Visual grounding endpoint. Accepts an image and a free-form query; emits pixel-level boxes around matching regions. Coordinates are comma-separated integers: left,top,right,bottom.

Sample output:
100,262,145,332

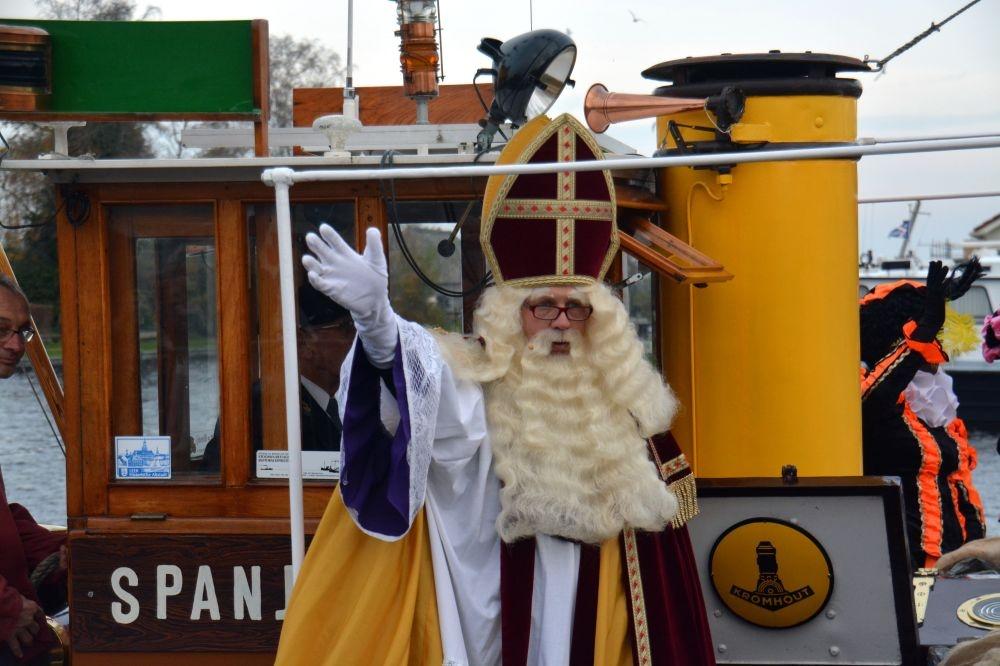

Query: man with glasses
277,114,713,666
0,277,35,379
201,283,348,473
0,277,66,665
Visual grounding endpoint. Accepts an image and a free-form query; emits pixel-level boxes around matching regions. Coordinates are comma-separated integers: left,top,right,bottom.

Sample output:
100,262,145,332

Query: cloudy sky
5,0,1000,259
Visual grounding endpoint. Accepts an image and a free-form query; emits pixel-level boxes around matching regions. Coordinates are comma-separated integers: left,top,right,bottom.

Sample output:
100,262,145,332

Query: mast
898,199,921,259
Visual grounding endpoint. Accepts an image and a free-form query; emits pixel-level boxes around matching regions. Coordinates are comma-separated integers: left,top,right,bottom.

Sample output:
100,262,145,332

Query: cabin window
108,204,220,480
950,285,992,321
386,200,484,334
622,252,659,367
240,202,356,480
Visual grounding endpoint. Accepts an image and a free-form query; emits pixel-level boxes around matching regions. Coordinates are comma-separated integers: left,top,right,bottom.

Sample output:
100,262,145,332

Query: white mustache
525,329,582,355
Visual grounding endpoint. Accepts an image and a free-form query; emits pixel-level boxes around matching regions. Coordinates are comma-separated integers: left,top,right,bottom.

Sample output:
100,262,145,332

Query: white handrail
271,171,306,582
857,131,1000,145
262,135,1000,187
858,190,1000,204
265,131,1000,584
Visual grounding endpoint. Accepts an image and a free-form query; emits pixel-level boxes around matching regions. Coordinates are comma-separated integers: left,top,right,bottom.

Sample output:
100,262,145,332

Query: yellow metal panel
656,96,862,478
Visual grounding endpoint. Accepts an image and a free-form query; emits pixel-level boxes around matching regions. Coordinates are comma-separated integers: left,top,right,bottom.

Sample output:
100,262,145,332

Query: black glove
944,256,986,301
911,260,948,342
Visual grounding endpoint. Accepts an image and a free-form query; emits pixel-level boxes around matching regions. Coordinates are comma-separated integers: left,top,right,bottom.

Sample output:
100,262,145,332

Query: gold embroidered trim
555,127,576,277
668,474,700,528
501,274,597,288
659,452,690,478
557,123,576,201
498,199,613,220
479,113,619,285
556,217,575,276
647,437,665,469
624,529,652,665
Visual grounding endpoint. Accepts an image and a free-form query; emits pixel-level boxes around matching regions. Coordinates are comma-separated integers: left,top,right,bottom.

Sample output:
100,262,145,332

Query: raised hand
302,226,388,319
912,260,948,342
302,226,397,366
944,256,985,301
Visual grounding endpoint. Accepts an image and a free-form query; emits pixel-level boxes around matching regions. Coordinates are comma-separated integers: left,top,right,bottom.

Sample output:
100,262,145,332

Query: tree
0,0,157,343
0,0,345,339
268,35,343,129
170,35,344,158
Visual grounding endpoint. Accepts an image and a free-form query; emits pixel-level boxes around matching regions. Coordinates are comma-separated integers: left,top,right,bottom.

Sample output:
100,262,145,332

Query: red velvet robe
499,433,715,666
0,468,64,663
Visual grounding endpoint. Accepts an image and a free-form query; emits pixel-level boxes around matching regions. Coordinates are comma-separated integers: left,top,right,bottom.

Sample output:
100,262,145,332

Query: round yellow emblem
709,518,834,628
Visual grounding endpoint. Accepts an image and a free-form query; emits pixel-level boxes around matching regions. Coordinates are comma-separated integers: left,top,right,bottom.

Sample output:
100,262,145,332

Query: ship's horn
584,83,745,133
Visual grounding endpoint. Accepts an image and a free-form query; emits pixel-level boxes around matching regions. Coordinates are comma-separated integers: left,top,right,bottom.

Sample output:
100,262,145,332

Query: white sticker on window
256,450,339,480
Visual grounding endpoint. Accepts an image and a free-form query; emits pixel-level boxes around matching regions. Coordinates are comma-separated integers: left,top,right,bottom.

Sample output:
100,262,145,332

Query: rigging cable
865,0,982,72
24,370,66,457
378,151,492,299
0,128,9,169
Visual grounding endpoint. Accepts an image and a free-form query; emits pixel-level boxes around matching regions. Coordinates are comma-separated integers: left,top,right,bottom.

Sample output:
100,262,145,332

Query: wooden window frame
63,179,485,530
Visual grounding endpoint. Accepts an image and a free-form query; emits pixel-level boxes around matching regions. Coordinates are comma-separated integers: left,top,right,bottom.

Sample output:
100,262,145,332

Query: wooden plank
616,183,670,212
216,199,251,487
293,83,494,127
607,250,623,286
130,218,215,238
356,196,385,250
250,205,286,452
0,241,65,437
82,516,321,535
618,215,733,285
107,215,142,437
77,195,113,516
71,535,297,652
107,485,333,518
251,20,270,158
93,178,485,205
56,188,84,519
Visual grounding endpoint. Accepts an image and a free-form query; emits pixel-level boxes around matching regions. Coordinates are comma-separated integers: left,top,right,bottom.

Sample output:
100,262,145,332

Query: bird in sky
628,9,643,23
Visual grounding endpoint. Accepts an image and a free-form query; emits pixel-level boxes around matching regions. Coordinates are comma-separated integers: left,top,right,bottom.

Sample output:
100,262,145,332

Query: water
1,368,67,525
1,365,999,532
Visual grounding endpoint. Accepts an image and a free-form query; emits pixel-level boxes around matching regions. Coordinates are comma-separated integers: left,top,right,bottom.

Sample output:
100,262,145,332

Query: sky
4,0,1000,260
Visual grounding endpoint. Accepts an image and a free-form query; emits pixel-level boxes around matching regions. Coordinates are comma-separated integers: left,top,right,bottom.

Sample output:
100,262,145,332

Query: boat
2,2,1000,664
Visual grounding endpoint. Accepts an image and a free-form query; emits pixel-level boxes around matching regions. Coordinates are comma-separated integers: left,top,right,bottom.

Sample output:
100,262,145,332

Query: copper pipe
584,83,706,133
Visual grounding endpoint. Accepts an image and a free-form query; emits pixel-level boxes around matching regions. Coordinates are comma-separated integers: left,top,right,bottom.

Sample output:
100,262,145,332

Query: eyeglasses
0,325,35,344
524,304,593,321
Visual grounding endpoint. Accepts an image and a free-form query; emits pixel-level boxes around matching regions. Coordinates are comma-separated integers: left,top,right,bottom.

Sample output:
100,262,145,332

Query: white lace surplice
336,318,579,666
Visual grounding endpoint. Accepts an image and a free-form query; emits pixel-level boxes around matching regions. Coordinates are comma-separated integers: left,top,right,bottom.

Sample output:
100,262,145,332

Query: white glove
302,225,397,367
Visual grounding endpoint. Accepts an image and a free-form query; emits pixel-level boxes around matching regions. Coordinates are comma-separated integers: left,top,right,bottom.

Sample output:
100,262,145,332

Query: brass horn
584,83,745,134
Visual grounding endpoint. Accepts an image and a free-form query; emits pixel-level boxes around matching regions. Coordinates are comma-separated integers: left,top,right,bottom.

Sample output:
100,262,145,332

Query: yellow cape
275,487,632,665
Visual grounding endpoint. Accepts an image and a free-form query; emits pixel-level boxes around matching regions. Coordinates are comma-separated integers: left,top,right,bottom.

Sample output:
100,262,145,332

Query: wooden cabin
7,126,719,661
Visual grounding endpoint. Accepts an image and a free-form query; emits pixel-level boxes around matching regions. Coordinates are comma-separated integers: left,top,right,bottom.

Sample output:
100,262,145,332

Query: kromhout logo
728,541,815,611
709,518,833,629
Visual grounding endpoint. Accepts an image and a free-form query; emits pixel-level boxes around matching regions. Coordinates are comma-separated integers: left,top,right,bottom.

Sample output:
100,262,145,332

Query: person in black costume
860,259,987,569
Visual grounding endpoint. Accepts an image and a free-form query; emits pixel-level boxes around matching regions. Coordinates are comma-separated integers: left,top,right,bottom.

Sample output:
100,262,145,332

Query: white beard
485,328,678,544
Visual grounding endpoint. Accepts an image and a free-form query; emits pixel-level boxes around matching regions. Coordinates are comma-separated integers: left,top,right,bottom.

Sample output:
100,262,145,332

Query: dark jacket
0,468,64,663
